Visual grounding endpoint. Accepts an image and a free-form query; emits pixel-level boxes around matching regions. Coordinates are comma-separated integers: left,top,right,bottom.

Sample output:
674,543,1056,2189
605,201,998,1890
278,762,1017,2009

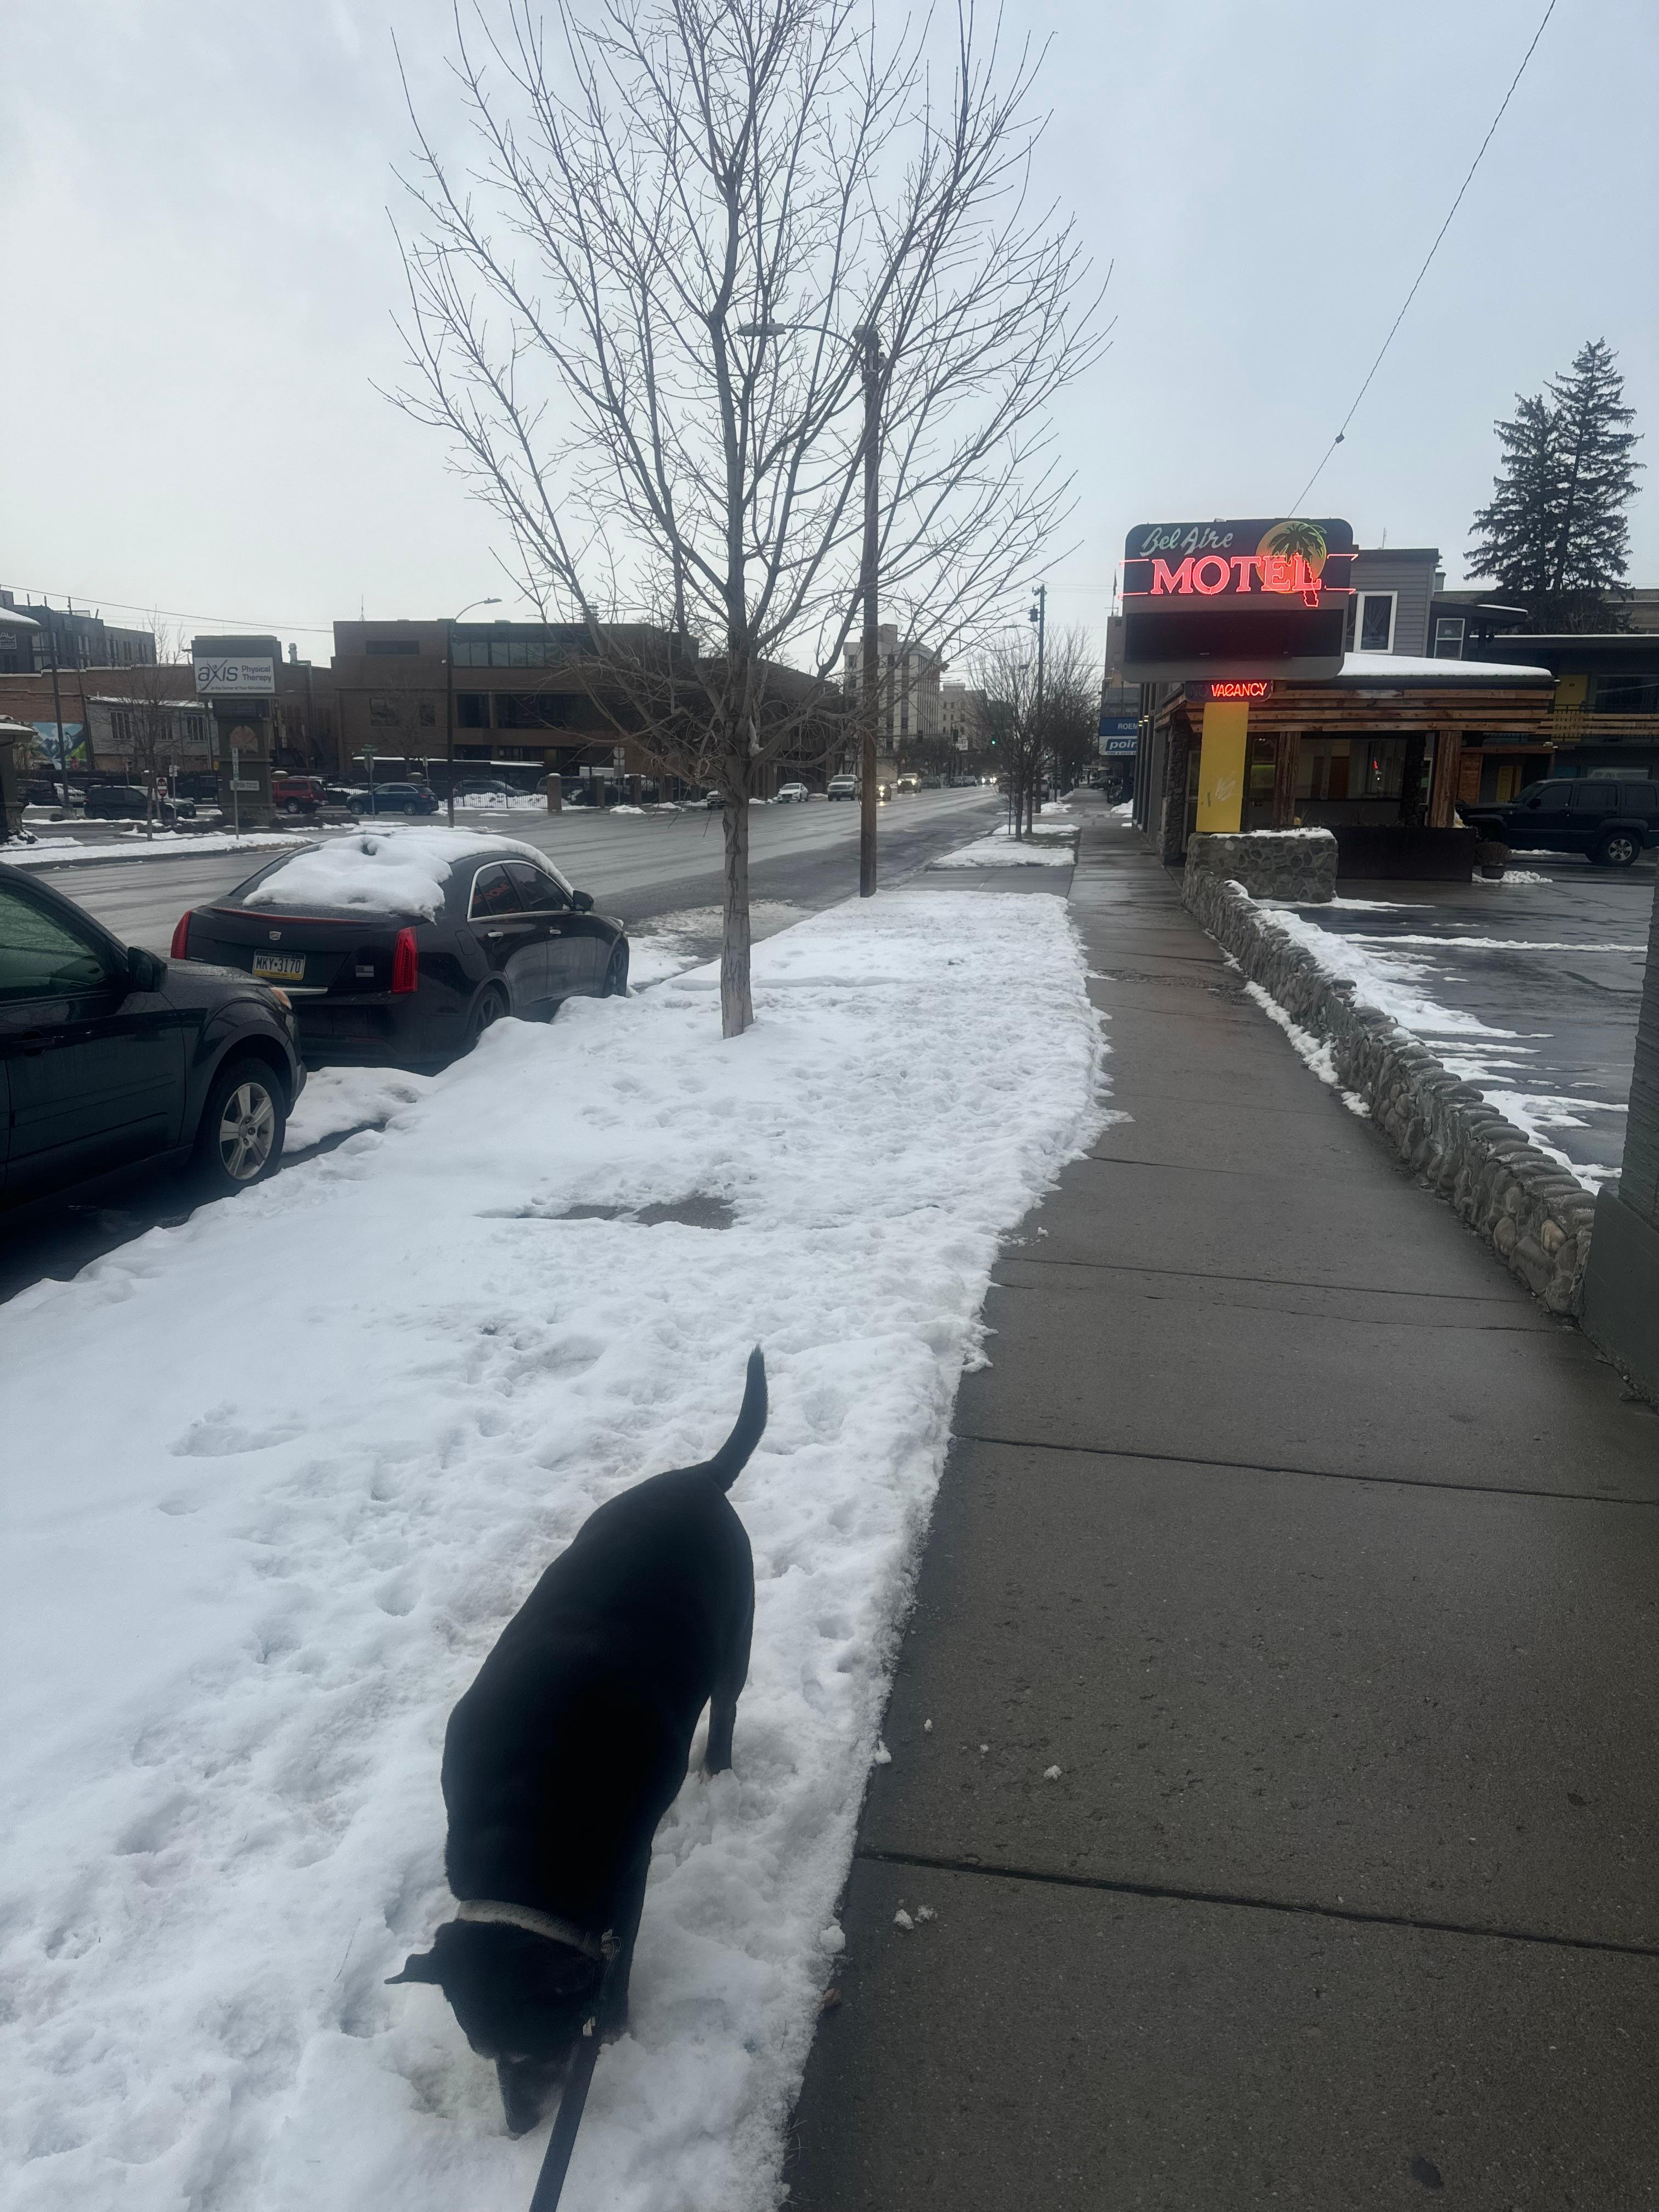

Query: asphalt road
16,786,998,953
1295,854,1656,1188
1,788,999,1302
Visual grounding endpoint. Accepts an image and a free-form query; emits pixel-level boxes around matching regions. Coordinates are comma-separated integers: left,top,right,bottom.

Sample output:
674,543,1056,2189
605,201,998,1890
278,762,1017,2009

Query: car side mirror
126,946,166,992
572,889,595,912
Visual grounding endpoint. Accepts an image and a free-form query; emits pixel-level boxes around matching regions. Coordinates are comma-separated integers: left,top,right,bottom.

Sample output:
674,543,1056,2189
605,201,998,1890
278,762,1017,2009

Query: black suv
1461,778,1657,867
83,784,198,826
0,863,304,1219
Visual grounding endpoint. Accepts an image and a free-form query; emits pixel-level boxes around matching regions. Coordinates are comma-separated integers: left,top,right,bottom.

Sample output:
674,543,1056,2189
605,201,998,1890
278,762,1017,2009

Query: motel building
1121,522,1555,873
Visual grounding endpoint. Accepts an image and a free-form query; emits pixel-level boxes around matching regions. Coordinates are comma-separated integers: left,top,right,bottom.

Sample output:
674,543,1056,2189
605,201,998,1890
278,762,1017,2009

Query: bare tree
120,622,192,839
390,0,1108,1034
973,624,1097,835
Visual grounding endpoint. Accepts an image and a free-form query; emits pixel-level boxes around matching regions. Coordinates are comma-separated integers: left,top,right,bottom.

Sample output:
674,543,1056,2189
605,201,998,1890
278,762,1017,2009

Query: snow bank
240,828,557,919
3,832,299,868
0,887,1102,2212
932,826,1075,870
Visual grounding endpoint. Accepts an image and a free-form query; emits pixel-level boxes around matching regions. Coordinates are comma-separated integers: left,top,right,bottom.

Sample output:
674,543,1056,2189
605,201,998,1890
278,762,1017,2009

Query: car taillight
391,928,419,994
170,910,193,960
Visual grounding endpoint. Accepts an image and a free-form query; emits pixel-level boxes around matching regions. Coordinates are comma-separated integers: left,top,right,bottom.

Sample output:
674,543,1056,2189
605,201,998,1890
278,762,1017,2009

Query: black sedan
0,862,304,1220
1460,777,1657,867
171,834,629,1069
84,785,198,825
360,782,439,816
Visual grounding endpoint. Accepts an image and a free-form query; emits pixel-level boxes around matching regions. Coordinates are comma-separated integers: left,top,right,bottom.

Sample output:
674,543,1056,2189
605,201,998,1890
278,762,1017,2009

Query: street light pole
1029,582,1047,832
856,325,881,898
445,596,501,828
735,317,883,894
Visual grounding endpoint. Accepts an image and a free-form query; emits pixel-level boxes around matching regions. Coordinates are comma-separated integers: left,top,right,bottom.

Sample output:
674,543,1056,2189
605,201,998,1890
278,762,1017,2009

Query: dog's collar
454,1899,609,1960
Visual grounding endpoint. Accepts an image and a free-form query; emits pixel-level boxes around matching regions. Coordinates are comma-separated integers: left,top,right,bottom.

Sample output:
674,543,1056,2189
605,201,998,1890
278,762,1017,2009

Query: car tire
465,986,508,1051
194,1056,287,1196
284,799,303,814
602,943,629,997
1593,830,1641,868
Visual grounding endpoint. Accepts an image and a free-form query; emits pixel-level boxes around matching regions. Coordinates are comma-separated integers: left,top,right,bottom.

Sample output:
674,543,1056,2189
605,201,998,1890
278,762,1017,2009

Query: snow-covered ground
4,830,302,868
1,886,1102,2212
931,821,1076,870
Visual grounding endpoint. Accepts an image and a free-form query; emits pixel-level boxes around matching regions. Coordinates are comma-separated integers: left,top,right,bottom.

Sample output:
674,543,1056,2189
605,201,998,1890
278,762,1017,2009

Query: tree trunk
720,748,754,1038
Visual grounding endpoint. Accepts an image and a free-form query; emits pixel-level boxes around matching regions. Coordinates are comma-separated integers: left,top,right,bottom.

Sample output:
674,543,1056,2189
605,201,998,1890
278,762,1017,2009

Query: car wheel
284,799,303,814
1594,830,1640,868
465,987,507,1050
602,943,629,997
194,1056,286,1195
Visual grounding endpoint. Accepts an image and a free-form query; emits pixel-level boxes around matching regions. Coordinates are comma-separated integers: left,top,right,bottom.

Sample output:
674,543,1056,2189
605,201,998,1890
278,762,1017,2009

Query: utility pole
857,325,882,898
44,601,68,797
1029,581,1047,833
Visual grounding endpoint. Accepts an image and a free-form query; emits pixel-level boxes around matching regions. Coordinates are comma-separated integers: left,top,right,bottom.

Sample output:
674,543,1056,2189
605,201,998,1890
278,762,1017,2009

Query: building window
1356,592,1396,653
495,692,571,730
366,639,420,656
368,695,401,727
1433,617,1465,659
1593,673,1659,714
456,692,491,729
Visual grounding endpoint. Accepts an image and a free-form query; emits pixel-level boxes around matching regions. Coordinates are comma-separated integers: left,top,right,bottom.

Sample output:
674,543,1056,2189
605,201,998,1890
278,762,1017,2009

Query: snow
0,884,1102,2212
3,832,300,868
624,904,812,991
1470,870,1552,885
240,828,559,920
1246,899,1627,1188
932,824,1076,870
1242,980,1371,1117
1334,651,1553,684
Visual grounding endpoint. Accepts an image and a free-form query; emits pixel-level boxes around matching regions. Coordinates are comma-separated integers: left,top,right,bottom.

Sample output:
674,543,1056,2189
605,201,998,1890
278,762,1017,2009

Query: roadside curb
1183,866,1595,1316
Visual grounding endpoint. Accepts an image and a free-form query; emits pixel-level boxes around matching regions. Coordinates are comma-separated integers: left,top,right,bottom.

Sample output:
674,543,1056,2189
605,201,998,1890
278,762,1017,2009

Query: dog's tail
705,1346,767,1490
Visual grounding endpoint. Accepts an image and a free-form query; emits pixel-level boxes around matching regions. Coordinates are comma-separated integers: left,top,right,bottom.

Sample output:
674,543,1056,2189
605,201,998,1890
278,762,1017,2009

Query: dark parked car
453,778,517,803
360,781,439,816
171,833,629,1069
1460,777,1657,867
0,862,304,1218
84,784,198,825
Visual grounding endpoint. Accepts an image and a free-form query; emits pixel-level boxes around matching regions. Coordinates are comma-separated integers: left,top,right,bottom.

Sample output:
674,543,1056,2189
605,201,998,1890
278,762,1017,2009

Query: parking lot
1273,850,1655,1188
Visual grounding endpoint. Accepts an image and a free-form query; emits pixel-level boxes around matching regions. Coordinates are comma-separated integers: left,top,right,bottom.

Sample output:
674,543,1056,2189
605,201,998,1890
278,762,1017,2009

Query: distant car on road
83,784,197,826
776,782,809,803
359,781,439,816
1460,778,1657,868
826,775,857,800
703,788,725,808
0,861,304,1218
896,774,921,795
170,831,629,1070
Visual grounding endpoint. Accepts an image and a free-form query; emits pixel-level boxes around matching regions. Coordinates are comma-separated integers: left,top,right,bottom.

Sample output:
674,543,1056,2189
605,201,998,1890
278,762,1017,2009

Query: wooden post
1272,730,1301,827
1427,729,1462,827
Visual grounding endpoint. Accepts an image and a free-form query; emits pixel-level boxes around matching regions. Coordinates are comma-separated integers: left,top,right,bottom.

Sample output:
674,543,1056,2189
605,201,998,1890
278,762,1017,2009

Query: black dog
390,1347,766,2136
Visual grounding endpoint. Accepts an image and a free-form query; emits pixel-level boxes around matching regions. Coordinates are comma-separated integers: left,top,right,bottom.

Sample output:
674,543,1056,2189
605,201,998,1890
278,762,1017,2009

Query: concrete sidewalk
786,804,1659,2209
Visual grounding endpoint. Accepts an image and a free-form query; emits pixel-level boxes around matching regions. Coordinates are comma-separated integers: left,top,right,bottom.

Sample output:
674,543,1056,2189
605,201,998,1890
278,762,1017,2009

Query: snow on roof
1333,651,1554,685
240,827,555,919
0,605,42,631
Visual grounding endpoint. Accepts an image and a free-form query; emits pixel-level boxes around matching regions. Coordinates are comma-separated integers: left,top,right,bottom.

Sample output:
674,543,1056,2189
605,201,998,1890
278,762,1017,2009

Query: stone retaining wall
1183,867,1594,1314
1186,830,1337,904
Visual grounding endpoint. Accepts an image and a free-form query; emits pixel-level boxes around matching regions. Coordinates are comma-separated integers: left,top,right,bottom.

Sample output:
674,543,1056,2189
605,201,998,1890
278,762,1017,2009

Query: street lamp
1028,581,1047,826
446,597,501,827
736,320,883,896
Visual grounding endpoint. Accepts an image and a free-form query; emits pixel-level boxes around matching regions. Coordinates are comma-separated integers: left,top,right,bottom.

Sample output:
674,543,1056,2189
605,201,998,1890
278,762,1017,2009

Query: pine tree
1468,338,1642,630
1468,392,1558,617
1547,338,1641,628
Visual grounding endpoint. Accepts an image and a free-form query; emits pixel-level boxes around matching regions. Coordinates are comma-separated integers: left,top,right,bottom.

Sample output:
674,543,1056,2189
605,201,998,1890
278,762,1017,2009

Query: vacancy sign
194,656,275,696
1120,518,1355,681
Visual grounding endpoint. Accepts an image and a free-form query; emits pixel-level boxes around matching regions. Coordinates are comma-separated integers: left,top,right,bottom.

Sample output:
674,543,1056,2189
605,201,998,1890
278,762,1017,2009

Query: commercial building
0,592,155,671
842,624,943,752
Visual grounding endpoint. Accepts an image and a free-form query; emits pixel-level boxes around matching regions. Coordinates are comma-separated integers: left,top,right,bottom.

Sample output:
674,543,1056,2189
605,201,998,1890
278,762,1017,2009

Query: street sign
1186,679,1274,702
194,656,275,696
1099,735,1138,757
1120,518,1354,681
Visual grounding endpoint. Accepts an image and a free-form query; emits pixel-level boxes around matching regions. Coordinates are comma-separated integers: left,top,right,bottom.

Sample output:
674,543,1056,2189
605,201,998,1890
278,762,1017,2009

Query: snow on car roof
238,827,562,919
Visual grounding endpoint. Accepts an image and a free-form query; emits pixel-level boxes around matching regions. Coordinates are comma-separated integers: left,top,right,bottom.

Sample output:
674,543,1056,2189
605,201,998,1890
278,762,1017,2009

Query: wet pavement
1267,854,1655,1190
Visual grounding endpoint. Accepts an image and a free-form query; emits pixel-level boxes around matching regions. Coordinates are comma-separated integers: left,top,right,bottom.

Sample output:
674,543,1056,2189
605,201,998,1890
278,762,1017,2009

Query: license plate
252,952,306,982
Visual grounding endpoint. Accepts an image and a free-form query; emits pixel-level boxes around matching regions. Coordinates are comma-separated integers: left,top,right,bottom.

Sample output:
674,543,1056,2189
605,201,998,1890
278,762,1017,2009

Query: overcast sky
4,1,1655,662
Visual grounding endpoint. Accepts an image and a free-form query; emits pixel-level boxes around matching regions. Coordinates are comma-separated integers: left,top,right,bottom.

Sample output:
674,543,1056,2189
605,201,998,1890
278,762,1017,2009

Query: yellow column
1195,701,1249,832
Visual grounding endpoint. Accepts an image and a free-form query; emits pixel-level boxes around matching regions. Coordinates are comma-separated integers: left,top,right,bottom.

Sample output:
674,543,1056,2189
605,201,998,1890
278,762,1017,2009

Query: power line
1289,0,1558,514
5,585,337,637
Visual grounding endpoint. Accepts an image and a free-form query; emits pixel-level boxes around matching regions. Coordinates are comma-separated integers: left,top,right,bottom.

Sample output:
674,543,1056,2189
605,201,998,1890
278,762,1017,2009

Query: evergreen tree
1468,338,1642,630
1547,338,1641,627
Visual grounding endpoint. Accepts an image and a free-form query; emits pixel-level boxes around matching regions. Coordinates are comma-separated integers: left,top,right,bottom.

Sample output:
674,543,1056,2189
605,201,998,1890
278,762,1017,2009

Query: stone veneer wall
1184,830,1337,904
1182,865,1595,1314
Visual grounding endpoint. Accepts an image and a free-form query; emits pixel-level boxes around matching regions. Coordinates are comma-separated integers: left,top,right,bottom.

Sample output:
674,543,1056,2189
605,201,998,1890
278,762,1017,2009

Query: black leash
526,1931,620,2212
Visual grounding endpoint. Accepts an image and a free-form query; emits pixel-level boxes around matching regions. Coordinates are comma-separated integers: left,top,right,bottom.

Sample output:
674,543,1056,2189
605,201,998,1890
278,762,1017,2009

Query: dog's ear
386,1948,442,1987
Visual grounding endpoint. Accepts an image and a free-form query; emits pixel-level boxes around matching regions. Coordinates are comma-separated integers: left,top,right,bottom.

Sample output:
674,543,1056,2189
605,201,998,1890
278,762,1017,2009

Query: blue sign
1100,736,1138,756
